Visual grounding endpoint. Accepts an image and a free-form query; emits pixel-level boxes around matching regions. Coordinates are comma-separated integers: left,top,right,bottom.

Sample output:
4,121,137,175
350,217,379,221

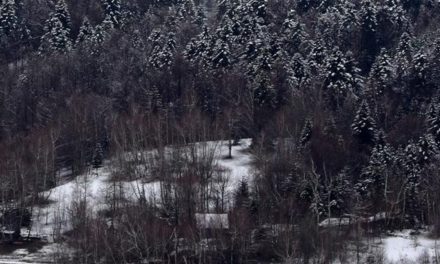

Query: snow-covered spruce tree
101,0,122,29
325,169,352,217
381,0,408,29
360,141,395,205
337,0,358,47
131,29,144,50
253,71,277,109
184,26,213,67
193,5,206,27
409,51,429,96
359,0,378,73
308,41,326,74
220,0,268,49
427,103,440,144
415,134,438,167
323,48,360,109
279,9,308,56
402,135,437,226
0,0,29,54
287,53,309,91
75,17,94,47
39,0,72,54
352,100,377,145
54,0,71,29
397,31,413,62
368,48,393,98
300,119,313,146
395,31,412,74
211,38,232,69
0,0,17,37
176,0,196,21
39,16,71,54
245,39,275,76
87,24,108,55
150,31,176,70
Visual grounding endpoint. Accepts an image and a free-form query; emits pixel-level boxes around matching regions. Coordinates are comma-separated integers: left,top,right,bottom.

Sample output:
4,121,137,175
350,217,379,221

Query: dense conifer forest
2,0,440,263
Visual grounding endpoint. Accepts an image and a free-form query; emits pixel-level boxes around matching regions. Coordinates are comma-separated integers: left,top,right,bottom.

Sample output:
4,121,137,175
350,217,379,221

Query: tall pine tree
352,100,377,145
101,0,122,29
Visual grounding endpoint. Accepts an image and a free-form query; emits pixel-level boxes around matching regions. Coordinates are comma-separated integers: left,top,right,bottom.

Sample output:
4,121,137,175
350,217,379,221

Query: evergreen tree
381,0,407,28
185,26,213,66
323,48,360,108
279,9,308,55
416,134,438,166
54,0,71,30
427,103,440,144
150,31,176,70
39,16,71,54
402,139,429,226
0,0,17,37
193,5,206,27
91,24,107,45
300,119,313,146
359,0,378,73
92,143,104,168
352,100,377,145
176,0,196,21
131,29,144,50
39,0,72,54
253,72,276,109
369,48,393,98
395,31,413,93
101,0,122,29
360,142,394,203
325,169,351,216
308,41,326,74
75,17,93,46
287,53,309,91
234,179,251,208
409,51,429,96
246,39,277,77
211,38,232,69
397,31,413,62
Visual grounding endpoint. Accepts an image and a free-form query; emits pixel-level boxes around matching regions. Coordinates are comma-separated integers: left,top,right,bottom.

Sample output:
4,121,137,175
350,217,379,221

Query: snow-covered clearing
382,230,440,263
0,139,253,262
28,139,253,242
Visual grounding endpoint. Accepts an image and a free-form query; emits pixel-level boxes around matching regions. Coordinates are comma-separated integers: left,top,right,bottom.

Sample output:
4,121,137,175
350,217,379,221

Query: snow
0,243,65,264
382,230,440,263
19,138,440,264
319,217,351,227
213,139,253,194
195,213,229,229
31,167,112,241
29,139,253,242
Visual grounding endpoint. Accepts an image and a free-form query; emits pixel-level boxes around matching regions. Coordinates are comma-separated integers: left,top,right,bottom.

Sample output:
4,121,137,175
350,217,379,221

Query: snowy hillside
31,139,253,241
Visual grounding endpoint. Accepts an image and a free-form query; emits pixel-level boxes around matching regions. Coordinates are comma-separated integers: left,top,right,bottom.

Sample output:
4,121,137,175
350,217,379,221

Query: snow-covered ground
0,244,65,264
382,230,440,263
0,139,254,262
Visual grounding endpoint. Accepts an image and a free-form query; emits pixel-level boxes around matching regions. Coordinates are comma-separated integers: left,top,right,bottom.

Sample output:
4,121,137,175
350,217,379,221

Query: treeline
1,0,440,262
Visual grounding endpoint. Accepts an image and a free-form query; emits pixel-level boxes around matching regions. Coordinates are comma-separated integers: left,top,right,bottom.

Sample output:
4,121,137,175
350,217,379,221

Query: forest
1,0,440,263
